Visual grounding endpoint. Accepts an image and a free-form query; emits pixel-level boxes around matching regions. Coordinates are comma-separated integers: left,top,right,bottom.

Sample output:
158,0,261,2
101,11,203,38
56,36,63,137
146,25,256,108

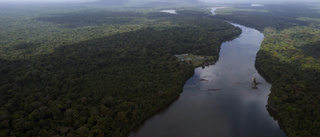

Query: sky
0,0,319,3
3,0,83,1
0,0,97,2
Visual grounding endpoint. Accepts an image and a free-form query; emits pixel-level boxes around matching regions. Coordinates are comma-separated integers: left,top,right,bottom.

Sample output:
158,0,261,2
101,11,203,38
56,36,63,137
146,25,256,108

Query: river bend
129,22,286,137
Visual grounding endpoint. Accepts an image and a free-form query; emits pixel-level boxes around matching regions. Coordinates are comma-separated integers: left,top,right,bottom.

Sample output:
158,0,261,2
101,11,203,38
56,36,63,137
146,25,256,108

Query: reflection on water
129,24,286,137
159,10,177,14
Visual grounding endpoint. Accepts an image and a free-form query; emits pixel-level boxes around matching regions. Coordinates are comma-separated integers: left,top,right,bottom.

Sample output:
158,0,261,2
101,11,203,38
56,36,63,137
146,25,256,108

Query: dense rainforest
213,4,320,137
0,5,241,137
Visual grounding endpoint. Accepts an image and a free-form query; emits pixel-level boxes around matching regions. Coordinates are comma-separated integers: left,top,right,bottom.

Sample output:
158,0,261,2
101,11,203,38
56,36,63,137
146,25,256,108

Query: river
129,11,286,137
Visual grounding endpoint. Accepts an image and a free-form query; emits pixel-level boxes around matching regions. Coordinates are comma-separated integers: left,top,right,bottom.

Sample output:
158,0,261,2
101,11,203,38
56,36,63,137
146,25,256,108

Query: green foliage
0,6,241,136
256,26,320,137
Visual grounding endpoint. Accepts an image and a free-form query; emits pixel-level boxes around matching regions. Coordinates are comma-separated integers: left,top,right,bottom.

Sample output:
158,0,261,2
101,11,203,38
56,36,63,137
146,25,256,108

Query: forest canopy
0,6,241,136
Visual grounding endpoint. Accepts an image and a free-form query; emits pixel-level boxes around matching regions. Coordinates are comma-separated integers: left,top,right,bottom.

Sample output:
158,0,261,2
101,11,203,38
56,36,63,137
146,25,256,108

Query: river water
129,14,286,137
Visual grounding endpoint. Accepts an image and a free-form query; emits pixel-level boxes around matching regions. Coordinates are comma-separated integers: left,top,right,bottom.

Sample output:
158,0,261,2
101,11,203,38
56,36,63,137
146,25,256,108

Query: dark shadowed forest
0,5,241,136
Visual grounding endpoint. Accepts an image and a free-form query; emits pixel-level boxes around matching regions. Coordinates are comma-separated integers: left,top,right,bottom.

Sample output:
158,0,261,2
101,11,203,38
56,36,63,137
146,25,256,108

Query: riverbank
124,70,194,137
255,27,320,137
160,10,177,14
175,53,216,68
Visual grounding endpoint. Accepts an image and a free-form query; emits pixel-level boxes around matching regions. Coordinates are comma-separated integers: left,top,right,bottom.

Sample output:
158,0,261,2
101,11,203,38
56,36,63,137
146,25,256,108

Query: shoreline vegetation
0,5,241,136
213,4,320,137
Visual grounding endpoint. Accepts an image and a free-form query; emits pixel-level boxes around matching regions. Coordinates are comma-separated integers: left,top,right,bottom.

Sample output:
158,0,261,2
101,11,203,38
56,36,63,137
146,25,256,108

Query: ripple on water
159,10,177,14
